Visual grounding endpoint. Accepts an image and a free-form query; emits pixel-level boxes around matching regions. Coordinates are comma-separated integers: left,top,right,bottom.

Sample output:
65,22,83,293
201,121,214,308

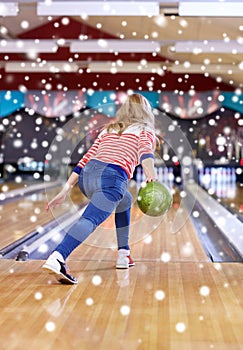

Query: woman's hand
146,177,157,183
46,172,79,212
141,158,157,183
46,190,67,212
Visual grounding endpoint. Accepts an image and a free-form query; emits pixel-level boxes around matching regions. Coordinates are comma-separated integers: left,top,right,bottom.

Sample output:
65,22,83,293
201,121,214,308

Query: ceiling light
179,0,243,17
70,40,160,53
169,63,240,73
175,40,243,53
5,61,80,73
88,61,162,73
37,1,159,16
0,2,18,16
0,40,58,53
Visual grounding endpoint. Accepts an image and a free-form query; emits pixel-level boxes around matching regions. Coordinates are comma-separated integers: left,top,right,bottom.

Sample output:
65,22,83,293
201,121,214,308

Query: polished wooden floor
0,182,87,250
0,181,242,350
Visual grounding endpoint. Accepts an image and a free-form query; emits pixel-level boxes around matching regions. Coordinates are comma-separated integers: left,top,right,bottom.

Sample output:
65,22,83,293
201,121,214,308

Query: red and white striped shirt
74,124,155,179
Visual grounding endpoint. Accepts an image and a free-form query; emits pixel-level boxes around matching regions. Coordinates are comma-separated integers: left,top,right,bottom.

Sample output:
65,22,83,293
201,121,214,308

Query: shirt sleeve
138,129,155,164
72,136,101,174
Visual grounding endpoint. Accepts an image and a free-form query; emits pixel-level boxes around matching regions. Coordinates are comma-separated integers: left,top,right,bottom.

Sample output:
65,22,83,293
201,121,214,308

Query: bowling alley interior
0,1,242,349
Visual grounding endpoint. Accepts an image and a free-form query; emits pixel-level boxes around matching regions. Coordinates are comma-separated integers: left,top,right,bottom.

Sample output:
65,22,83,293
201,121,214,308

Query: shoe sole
116,263,135,269
42,264,78,285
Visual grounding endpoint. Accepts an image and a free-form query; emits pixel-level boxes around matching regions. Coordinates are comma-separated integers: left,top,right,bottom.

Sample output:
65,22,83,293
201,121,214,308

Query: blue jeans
55,160,132,260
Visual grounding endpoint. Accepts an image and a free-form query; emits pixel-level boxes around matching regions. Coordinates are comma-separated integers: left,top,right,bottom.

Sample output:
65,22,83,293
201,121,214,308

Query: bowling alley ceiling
0,0,243,91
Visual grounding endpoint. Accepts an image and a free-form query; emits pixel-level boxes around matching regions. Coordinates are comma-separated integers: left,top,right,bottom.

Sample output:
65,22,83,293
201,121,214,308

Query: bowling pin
199,167,204,185
164,167,168,184
158,167,163,182
168,167,174,188
232,167,236,183
136,167,142,185
142,169,146,182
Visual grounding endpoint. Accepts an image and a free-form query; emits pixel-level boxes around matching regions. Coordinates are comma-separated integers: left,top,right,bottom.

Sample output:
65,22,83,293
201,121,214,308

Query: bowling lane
2,174,240,263
0,176,210,263
50,183,209,264
0,259,242,350
0,183,242,349
216,183,243,220
198,166,243,220
0,181,87,252
0,179,39,192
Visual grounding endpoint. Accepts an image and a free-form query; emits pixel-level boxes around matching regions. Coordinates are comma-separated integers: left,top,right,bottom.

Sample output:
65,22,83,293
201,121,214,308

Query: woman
43,93,157,284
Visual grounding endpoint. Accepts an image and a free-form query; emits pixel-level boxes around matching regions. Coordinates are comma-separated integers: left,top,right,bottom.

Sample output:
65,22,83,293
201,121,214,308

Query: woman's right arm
46,172,79,211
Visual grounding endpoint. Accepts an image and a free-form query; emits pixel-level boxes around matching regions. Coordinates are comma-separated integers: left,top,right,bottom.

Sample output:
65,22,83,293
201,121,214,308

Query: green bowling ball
137,181,173,217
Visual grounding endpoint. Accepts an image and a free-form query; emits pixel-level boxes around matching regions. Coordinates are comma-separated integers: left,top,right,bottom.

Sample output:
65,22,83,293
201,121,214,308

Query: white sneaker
116,249,135,269
42,251,78,285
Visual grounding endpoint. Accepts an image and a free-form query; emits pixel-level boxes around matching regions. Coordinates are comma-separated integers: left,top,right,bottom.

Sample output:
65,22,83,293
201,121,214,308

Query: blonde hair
106,93,155,135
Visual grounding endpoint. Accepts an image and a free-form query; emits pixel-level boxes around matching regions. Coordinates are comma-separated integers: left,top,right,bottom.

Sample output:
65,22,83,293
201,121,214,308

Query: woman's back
86,124,155,179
